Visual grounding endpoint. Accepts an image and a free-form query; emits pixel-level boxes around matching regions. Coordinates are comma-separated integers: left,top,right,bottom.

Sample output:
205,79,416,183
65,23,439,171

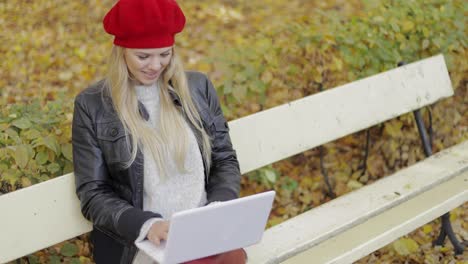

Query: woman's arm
72,93,161,243
200,75,241,203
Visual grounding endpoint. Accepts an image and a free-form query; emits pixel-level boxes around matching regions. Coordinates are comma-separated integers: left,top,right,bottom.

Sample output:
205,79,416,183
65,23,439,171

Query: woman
72,0,244,263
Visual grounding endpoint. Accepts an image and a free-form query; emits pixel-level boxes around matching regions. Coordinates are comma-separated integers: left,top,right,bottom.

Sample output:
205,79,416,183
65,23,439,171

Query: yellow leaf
423,225,433,234
261,70,273,83
59,71,73,81
395,33,405,42
0,123,9,131
197,62,212,73
393,238,419,256
332,57,343,71
74,47,86,59
300,176,314,188
276,207,287,215
384,120,403,137
13,45,22,52
79,256,92,264
311,68,323,83
350,170,361,180
268,217,284,227
323,34,336,45
422,27,430,38
439,246,450,253
21,177,32,188
401,20,415,33
347,179,363,190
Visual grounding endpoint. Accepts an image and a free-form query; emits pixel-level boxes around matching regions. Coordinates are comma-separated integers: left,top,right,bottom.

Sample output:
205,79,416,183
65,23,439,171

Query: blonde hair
105,46,211,179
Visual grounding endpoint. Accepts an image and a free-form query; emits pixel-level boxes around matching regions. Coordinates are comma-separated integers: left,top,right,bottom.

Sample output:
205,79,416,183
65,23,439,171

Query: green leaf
422,39,430,50
47,163,61,174
34,136,61,155
0,148,9,160
222,79,233,94
2,169,22,185
39,173,51,182
0,123,9,131
13,145,30,169
44,136,61,155
12,117,32,129
232,84,247,101
0,163,8,172
70,258,81,264
282,177,298,191
60,242,78,257
390,21,400,32
49,255,61,264
28,255,40,264
63,161,74,174
5,128,21,144
61,143,73,161
23,129,42,140
35,150,48,165
264,169,277,184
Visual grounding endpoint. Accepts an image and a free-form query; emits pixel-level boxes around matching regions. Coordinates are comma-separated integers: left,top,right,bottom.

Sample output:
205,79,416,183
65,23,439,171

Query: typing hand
147,220,169,246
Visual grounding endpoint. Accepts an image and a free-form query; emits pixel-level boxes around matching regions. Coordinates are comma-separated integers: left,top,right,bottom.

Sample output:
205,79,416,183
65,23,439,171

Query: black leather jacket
72,71,241,264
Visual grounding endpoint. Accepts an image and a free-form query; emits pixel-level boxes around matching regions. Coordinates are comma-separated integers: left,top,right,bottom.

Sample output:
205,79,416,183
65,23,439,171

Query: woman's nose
148,58,163,71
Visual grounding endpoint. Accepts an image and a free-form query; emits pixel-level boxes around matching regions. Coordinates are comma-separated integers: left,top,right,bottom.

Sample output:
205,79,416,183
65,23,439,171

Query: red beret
103,0,186,48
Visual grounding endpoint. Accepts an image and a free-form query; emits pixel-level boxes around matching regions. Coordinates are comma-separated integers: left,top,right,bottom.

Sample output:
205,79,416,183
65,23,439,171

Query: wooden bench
0,54,466,263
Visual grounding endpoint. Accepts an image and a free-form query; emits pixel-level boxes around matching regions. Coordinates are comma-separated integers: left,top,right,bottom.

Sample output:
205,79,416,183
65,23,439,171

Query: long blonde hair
105,46,211,179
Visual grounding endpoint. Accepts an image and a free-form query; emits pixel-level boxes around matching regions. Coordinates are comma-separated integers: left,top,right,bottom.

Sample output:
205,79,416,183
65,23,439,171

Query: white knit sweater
132,83,207,264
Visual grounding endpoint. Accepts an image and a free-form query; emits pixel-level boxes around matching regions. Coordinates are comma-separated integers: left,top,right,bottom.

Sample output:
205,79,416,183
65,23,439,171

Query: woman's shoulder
75,79,107,102
186,71,208,81
186,71,209,89
74,79,114,117
185,71,216,97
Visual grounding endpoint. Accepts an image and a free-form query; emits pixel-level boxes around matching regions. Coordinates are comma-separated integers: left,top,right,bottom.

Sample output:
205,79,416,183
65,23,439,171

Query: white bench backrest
0,54,453,263
231,54,453,174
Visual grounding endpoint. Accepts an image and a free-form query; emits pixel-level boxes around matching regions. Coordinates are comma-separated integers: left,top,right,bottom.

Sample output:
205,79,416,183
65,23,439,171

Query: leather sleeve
72,93,161,243
199,74,241,202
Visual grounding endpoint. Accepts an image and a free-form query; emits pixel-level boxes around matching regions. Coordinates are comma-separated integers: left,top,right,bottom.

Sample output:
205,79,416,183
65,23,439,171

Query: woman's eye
161,53,171,57
137,55,149,59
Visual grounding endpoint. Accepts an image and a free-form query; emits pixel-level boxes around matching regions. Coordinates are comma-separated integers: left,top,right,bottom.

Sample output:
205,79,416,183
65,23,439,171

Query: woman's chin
137,77,158,86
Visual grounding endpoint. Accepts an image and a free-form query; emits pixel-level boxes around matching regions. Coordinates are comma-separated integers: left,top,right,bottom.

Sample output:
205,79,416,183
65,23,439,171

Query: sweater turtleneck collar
135,82,159,103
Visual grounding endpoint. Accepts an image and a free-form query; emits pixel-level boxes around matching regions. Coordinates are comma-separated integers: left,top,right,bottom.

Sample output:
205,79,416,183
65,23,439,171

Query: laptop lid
136,190,275,264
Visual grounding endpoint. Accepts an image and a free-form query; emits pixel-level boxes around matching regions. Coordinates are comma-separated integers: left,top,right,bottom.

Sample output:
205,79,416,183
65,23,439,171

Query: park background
1,0,466,263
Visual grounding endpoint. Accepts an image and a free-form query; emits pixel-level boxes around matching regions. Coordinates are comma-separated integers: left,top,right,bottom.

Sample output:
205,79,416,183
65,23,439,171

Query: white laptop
136,190,275,264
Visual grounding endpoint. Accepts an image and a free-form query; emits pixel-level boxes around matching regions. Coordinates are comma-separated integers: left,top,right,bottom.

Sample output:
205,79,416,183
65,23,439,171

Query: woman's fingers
147,220,170,246
161,230,168,241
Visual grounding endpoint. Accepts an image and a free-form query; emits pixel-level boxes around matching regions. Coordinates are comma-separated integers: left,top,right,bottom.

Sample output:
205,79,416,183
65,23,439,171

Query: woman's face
123,47,173,85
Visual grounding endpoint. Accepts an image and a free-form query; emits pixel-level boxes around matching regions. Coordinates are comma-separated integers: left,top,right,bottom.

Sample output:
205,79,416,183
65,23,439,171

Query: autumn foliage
1,0,466,263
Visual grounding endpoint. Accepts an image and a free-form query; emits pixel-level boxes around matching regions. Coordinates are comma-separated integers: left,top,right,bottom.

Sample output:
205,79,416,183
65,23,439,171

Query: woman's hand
147,220,170,246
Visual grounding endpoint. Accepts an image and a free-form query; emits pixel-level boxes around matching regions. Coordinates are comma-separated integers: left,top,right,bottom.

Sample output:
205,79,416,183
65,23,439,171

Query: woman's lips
143,71,160,79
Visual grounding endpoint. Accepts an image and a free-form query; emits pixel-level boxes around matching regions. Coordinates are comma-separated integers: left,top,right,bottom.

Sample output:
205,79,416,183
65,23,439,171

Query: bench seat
283,170,467,264
245,140,468,263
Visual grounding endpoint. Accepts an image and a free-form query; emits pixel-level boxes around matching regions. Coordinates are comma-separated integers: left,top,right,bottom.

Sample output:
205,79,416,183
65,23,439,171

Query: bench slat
230,54,453,174
0,174,92,263
245,140,468,263
282,170,467,264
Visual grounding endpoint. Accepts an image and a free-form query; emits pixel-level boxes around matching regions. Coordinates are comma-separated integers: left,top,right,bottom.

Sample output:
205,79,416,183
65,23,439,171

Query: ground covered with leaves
1,0,467,263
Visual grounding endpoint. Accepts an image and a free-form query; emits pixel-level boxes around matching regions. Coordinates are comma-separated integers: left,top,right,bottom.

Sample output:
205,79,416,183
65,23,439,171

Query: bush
0,95,74,193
